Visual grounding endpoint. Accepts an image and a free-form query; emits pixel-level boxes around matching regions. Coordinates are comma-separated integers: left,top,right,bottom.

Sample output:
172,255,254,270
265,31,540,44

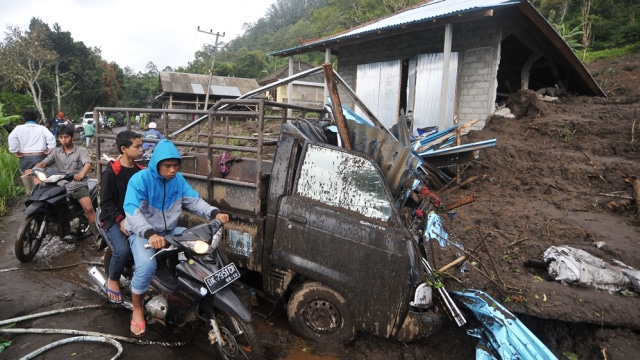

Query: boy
29,124,96,231
123,139,228,337
99,131,144,303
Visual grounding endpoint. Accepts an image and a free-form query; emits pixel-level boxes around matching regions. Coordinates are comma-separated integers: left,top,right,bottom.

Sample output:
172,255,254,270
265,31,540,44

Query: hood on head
148,139,181,176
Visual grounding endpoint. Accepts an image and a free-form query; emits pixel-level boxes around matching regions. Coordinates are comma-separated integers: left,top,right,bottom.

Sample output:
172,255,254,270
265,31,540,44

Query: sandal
130,318,146,338
105,284,123,304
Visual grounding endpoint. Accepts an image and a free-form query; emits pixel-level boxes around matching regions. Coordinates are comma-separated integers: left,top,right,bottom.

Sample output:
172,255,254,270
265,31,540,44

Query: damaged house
271,0,605,134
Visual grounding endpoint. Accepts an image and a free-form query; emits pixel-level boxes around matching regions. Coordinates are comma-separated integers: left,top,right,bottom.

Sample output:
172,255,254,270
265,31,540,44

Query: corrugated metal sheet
159,72,260,96
274,0,518,54
347,120,422,201
411,52,458,131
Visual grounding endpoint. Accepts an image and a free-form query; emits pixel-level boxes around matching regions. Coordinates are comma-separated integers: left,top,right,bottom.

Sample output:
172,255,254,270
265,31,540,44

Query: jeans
106,223,131,282
129,226,186,295
19,155,46,173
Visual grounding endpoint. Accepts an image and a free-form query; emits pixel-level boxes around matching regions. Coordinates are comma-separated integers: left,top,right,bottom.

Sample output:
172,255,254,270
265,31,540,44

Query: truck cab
260,132,443,342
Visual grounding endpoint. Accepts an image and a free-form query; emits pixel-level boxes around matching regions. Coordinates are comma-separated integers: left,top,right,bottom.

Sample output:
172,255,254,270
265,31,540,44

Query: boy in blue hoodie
123,139,228,337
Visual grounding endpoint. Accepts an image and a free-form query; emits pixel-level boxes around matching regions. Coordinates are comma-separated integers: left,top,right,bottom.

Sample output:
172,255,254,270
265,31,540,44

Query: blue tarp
452,289,558,360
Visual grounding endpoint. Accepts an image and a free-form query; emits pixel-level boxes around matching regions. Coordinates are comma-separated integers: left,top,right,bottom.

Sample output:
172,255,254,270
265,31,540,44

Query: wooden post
633,178,640,214
322,63,352,150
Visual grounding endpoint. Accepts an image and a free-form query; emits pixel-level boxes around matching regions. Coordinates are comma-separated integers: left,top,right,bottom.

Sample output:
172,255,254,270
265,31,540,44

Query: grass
583,45,640,63
0,138,21,216
558,123,575,142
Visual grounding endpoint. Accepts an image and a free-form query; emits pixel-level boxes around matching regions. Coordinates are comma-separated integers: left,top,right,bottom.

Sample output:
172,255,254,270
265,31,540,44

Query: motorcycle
15,168,98,262
89,216,263,359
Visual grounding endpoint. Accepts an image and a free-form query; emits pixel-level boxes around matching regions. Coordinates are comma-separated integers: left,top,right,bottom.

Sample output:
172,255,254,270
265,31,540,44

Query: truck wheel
15,215,46,262
287,281,355,344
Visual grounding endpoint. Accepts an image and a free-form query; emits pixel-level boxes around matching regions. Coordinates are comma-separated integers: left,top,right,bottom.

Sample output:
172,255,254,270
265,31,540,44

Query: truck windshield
295,144,392,221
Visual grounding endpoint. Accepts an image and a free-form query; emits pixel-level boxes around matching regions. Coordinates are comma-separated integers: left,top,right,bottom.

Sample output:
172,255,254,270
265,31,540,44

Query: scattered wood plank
444,195,476,211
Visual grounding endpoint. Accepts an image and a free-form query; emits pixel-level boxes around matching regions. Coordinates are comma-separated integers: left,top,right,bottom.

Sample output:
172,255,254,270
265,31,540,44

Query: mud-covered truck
95,95,451,343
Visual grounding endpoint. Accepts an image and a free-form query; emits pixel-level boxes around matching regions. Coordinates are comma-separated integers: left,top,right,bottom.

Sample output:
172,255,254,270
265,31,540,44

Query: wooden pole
322,63,352,150
633,178,640,214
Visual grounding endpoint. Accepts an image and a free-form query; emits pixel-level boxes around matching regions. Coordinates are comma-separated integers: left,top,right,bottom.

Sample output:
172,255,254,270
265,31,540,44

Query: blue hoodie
124,139,218,239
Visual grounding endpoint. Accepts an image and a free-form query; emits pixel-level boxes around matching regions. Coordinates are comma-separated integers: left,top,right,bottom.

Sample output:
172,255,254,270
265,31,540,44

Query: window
295,144,392,221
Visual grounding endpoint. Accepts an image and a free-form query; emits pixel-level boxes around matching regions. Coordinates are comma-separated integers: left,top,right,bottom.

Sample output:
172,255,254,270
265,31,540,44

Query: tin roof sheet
159,72,260,96
273,0,518,55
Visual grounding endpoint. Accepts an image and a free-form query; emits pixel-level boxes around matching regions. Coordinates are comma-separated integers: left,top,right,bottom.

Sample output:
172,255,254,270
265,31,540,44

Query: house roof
158,72,260,97
270,0,604,97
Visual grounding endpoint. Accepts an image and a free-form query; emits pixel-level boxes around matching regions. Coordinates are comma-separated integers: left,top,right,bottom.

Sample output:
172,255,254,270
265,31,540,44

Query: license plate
204,263,241,295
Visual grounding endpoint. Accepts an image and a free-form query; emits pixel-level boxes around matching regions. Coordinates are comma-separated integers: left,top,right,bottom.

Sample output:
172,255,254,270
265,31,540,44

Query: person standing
141,122,163,155
8,109,57,194
123,139,228,337
84,120,95,147
52,111,65,136
98,130,144,303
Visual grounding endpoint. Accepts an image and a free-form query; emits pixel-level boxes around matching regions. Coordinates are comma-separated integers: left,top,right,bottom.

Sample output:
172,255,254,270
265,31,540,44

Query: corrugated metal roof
159,72,260,97
273,0,518,55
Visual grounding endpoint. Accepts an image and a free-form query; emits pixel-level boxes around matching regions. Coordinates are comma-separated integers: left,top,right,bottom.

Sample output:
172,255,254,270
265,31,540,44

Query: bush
0,140,21,216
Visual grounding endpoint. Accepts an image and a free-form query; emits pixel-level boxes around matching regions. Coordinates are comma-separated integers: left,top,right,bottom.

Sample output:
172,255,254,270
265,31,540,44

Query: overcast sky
0,0,275,72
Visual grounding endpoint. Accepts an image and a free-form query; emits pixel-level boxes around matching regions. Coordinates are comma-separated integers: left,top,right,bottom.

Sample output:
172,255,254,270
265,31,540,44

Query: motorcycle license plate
204,263,240,295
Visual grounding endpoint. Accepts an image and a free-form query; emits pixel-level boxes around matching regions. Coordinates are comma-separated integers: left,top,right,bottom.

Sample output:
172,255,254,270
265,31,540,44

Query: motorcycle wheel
15,214,47,262
213,311,263,360
286,281,356,344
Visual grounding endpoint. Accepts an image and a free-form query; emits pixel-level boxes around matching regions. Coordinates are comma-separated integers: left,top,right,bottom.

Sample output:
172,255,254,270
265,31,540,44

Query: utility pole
197,27,225,111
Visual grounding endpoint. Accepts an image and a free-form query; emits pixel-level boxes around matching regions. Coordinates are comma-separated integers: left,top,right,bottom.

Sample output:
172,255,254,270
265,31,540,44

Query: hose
18,335,123,360
0,305,189,359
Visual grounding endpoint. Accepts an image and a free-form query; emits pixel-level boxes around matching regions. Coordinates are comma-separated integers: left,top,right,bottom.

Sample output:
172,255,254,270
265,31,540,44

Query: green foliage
0,92,35,119
0,103,21,130
583,45,639,62
558,123,575,142
234,49,270,79
0,131,21,216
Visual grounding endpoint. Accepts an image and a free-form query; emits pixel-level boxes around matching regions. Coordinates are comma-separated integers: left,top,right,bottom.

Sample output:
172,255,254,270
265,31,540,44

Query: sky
0,0,275,73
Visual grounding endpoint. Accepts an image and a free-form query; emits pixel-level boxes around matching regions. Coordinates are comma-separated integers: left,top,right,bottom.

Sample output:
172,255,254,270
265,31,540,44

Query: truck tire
287,281,356,344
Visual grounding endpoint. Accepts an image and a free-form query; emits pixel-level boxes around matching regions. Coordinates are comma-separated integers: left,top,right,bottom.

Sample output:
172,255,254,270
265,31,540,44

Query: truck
94,92,449,344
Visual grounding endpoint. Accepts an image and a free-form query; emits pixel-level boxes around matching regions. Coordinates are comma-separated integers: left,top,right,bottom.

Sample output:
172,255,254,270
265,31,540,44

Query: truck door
271,143,412,338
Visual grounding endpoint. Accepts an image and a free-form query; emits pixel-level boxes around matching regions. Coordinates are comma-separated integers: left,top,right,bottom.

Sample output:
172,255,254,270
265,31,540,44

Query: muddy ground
1,53,640,359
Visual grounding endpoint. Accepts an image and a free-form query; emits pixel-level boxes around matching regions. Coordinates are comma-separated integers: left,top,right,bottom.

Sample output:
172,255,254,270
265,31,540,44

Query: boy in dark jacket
99,131,144,303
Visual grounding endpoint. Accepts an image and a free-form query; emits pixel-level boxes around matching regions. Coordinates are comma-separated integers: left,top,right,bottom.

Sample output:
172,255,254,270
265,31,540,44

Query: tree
234,49,269,79
0,20,57,121
581,0,593,60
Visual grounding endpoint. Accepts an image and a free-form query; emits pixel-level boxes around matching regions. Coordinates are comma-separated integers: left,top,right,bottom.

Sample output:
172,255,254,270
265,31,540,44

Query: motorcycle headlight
183,240,212,254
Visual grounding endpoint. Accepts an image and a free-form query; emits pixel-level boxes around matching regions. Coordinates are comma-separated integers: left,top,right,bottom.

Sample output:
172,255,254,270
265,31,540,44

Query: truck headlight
409,282,433,309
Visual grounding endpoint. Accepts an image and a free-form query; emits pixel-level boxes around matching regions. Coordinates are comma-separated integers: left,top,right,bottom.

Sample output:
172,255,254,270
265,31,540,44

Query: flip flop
130,318,146,338
105,285,123,304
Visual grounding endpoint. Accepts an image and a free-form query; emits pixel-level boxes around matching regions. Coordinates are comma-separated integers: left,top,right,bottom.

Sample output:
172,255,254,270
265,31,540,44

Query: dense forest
1,0,639,123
